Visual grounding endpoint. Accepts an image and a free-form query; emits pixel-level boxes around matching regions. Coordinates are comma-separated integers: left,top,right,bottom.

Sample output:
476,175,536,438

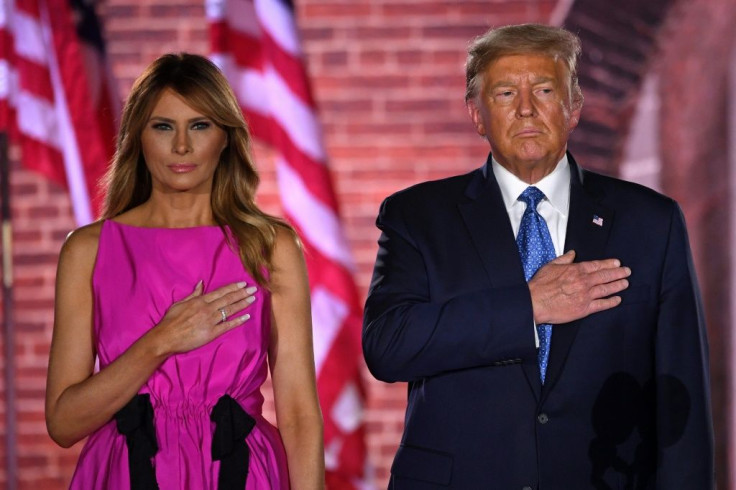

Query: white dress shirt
491,155,571,345
492,155,570,254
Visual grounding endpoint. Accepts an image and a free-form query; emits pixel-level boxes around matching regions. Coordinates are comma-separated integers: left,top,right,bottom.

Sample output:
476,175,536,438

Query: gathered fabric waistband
145,396,263,418
114,393,257,490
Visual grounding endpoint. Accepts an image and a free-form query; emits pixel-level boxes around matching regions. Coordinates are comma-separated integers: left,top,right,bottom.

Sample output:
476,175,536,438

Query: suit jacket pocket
391,444,454,485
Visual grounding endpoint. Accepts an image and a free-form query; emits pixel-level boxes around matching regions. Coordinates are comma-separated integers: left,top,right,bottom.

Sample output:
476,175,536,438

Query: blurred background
1,0,735,488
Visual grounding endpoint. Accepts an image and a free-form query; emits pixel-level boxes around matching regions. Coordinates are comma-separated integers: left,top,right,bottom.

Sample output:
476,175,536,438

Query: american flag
207,0,371,487
0,0,117,225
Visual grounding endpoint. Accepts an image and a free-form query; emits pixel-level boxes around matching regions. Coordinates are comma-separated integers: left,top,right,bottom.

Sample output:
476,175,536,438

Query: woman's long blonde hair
101,53,293,286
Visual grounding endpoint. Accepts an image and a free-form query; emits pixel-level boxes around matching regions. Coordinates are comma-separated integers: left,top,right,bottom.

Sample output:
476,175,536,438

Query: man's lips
168,164,197,173
515,127,544,137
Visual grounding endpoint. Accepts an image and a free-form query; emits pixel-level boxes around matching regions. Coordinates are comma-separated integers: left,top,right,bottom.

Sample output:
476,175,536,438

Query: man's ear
568,104,582,132
466,99,486,137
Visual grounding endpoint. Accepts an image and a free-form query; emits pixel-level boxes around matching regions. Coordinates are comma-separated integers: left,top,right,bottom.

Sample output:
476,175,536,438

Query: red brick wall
2,150,80,488
1,0,732,488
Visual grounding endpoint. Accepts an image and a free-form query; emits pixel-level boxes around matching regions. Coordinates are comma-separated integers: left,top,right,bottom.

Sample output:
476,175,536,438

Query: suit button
537,413,549,424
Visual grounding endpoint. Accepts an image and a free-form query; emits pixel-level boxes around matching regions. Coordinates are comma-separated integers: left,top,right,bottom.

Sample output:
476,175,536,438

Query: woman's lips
168,164,197,173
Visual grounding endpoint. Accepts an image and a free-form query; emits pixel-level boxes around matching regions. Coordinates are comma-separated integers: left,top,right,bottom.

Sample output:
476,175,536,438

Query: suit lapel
457,165,523,290
458,158,542,400
542,154,614,399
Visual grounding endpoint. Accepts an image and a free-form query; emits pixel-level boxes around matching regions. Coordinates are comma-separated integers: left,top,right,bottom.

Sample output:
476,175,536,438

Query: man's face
468,54,581,182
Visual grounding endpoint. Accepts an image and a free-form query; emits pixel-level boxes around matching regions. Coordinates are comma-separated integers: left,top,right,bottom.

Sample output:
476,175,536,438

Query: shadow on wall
589,373,690,489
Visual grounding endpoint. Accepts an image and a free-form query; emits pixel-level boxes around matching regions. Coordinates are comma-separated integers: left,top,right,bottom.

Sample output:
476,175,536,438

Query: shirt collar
491,154,571,216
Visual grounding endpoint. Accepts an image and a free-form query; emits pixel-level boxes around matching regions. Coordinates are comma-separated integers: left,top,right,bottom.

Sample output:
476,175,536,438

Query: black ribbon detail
211,395,256,490
114,393,159,490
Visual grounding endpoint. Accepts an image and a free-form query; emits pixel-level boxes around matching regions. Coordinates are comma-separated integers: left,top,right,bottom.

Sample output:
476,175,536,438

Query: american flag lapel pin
592,215,604,227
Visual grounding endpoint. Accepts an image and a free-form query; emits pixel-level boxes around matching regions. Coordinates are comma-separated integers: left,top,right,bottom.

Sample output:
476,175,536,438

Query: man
362,24,713,489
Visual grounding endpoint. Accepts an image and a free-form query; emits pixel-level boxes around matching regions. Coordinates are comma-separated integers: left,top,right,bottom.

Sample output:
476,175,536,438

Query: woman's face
140,88,228,196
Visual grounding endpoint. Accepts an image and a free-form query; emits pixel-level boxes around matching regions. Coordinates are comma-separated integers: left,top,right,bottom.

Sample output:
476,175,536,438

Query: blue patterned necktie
516,186,557,383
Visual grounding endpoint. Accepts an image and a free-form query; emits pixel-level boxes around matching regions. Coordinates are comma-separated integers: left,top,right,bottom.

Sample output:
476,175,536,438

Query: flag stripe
215,56,324,161
214,24,315,106
260,29,316,105
0,61,11,102
311,286,349,372
12,9,46,64
15,57,53,100
254,0,302,56
240,103,346,213
205,0,260,36
16,90,61,149
277,158,354,270
289,231,362,310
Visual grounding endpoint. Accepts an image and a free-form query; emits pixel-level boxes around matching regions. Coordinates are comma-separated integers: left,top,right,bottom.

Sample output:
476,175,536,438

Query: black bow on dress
211,394,257,490
114,393,159,490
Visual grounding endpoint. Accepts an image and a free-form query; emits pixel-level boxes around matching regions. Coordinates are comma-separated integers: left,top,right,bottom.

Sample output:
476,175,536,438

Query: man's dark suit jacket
363,154,714,489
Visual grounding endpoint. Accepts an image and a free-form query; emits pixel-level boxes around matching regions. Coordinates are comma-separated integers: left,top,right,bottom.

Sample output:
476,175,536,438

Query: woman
45,53,324,489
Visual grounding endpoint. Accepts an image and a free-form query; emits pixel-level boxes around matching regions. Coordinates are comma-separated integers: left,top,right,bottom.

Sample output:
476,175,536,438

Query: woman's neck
122,193,215,228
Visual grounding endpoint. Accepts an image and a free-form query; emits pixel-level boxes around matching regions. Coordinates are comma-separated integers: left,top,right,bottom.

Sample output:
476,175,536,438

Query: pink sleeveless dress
69,220,289,489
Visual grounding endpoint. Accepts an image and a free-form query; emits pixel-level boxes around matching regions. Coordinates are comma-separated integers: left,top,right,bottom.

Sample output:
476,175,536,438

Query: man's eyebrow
491,80,516,88
488,76,556,91
532,76,555,84
488,80,515,90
